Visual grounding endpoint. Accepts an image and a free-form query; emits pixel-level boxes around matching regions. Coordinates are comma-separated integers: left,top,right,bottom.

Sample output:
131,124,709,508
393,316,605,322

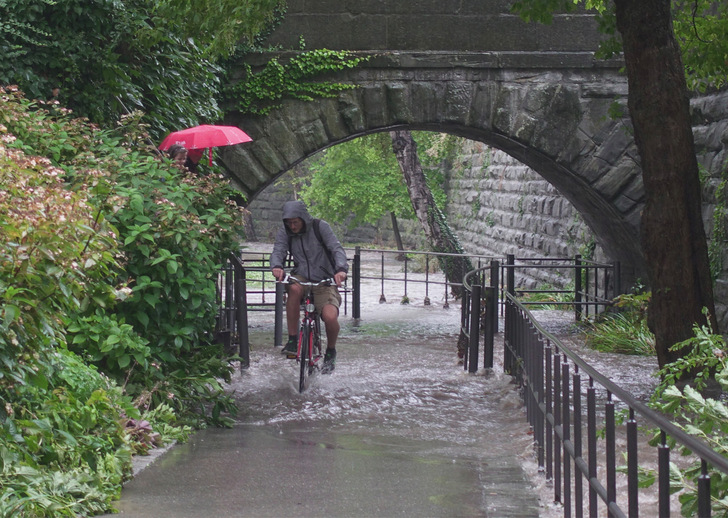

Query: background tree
0,0,283,139
512,0,723,369
300,133,412,250
390,130,474,296
300,132,451,251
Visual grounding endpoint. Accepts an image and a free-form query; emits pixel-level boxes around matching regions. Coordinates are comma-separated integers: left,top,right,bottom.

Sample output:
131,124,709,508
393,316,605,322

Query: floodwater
108,246,661,517
227,304,542,517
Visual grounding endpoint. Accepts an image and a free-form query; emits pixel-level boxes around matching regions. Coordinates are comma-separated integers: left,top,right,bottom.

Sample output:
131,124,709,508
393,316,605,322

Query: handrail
214,253,250,369
504,291,728,516
508,292,728,471
460,262,498,373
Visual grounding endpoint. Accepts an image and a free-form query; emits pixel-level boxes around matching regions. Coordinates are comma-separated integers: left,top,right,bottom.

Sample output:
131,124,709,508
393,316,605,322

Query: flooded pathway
107,246,660,517
109,298,543,517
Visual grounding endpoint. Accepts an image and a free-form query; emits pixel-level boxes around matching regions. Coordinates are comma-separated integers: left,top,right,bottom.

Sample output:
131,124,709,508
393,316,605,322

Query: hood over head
282,200,314,229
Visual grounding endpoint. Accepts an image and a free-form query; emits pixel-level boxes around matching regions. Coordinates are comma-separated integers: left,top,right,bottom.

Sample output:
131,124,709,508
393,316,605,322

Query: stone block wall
443,142,600,290
263,0,603,53
245,139,598,291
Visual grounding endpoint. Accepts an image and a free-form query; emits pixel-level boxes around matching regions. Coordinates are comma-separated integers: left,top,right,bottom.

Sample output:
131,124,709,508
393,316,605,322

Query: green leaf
136,311,150,328
117,354,131,368
143,293,159,307
2,304,20,325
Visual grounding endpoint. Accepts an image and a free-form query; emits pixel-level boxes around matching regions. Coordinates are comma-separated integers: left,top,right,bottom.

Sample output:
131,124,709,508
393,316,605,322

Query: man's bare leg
321,304,339,349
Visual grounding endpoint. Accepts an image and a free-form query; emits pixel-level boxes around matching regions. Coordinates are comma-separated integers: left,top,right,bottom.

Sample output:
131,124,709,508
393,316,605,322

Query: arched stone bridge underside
220,51,645,279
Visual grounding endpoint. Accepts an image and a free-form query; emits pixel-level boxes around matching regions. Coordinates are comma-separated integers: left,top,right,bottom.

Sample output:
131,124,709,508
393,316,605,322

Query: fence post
484,286,495,369
353,246,361,319
574,254,583,321
469,284,481,374
233,258,249,369
506,254,515,296
274,281,284,347
613,261,621,298
461,288,470,371
224,258,234,351
490,260,500,334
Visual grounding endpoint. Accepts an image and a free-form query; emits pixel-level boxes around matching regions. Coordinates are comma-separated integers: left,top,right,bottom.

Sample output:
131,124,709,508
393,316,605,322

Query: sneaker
322,349,336,374
281,338,297,357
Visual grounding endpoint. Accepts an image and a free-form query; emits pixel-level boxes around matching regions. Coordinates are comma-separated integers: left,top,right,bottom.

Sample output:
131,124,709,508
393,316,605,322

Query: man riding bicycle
270,201,348,373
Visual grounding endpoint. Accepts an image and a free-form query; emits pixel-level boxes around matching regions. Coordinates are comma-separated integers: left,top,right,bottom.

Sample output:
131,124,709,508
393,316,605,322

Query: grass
516,283,574,310
581,311,655,356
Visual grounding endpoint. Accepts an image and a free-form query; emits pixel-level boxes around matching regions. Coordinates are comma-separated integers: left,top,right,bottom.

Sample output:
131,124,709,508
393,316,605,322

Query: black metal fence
502,254,621,321
218,248,621,369
459,255,620,375
503,293,728,517
460,261,499,374
215,253,250,368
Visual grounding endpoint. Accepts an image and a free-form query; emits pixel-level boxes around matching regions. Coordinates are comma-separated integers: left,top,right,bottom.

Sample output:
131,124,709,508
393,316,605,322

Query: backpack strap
312,219,336,271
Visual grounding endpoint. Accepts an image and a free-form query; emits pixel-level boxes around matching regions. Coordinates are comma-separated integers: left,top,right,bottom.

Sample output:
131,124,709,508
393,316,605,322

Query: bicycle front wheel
298,325,310,393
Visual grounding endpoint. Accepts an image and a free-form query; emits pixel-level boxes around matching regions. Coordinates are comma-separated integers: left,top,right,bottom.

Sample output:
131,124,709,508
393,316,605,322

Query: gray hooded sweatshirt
269,201,348,282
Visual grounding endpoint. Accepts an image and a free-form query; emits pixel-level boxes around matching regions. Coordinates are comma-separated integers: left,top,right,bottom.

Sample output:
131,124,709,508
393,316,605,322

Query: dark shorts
289,275,341,314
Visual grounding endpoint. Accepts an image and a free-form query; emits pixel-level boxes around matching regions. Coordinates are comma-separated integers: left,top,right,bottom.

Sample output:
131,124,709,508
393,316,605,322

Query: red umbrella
159,124,253,165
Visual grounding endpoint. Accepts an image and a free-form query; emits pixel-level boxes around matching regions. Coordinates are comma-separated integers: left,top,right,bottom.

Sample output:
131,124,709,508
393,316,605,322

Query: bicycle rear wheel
298,326,310,393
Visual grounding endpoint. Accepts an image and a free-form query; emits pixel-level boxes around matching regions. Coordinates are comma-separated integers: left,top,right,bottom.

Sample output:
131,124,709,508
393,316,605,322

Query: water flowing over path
108,299,545,517
106,246,659,517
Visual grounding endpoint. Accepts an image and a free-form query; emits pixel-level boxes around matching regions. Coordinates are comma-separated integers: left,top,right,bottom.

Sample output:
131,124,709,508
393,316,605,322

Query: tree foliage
0,0,283,139
300,133,413,228
299,131,451,228
511,0,728,91
672,0,728,92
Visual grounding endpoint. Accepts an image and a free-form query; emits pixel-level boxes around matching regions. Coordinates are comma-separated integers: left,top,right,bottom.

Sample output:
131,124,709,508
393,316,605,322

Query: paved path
104,302,543,517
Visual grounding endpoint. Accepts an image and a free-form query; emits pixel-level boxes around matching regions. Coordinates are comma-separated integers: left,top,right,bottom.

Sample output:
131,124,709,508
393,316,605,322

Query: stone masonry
246,139,599,291
229,2,728,327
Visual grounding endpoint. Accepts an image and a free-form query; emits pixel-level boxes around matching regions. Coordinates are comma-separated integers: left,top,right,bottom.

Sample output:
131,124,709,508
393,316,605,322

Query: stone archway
221,51,644,280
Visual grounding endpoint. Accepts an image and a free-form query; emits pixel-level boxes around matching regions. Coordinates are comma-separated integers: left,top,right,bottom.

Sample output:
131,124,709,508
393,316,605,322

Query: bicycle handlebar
277,273,335,287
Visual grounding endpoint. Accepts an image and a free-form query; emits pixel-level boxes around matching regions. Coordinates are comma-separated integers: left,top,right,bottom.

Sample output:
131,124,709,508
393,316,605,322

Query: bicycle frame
280,274,333,392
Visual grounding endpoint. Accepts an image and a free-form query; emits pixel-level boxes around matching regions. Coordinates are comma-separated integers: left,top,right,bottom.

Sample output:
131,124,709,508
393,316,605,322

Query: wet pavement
103,246,659,517
105,299,545,517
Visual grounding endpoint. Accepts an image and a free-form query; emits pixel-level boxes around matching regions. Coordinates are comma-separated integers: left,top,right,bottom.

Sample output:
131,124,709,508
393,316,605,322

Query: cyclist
270,200,348,373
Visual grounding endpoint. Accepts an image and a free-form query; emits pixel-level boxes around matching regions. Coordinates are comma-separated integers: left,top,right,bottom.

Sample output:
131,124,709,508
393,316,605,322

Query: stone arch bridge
217,0,726,293
221,51,643,280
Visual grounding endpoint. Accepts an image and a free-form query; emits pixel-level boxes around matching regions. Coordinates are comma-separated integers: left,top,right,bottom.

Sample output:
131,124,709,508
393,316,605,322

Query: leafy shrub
581,289,655,355
0,0,283,140
647,310,728,517
517,283,574,310
224,48,368,116
1,86,246,513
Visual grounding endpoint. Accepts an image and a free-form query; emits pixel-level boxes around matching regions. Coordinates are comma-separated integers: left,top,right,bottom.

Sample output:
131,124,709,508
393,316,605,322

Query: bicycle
279,274,334,393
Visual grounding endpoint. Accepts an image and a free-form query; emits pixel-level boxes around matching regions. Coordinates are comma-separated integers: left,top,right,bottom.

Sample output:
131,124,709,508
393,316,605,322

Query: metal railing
504,293,728,517
220,248,619,362
502,254,621,321
460,261,499,373
354,247,496,308
459,255,620,375
214,253,250,368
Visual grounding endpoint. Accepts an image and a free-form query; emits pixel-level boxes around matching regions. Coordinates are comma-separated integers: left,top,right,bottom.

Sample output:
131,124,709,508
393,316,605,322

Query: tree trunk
390,129,473,297
614,0,718,369
390,211,406,261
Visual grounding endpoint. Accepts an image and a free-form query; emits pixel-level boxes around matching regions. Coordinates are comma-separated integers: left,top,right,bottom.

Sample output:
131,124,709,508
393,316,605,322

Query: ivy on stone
225,49,369,116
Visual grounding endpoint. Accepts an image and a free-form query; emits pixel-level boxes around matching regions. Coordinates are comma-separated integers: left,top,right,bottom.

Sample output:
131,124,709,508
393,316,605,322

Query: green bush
0,0,279,140
581,289,655,355
647,310,728,517
1,85,245,513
